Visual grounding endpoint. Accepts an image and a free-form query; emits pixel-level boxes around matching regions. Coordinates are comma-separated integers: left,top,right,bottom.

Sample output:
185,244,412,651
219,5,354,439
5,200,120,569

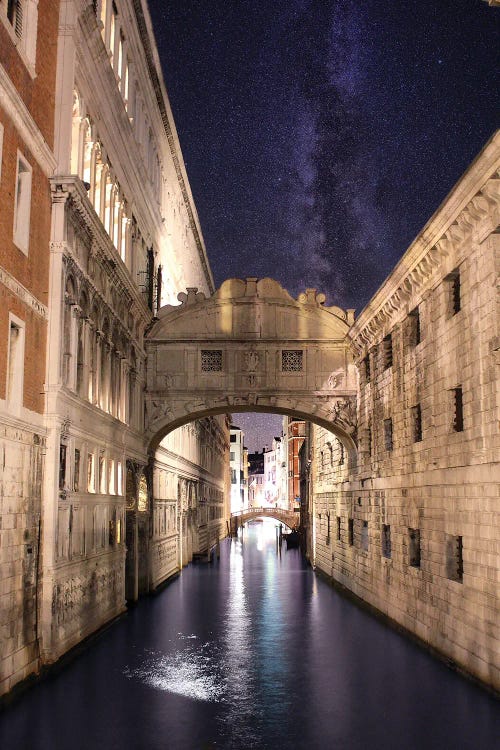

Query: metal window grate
409,528,421,567
282,350,303,371
382,524,391,558
384,418,393,451
452,387,464,432
201,350,223,372
412,403,422,442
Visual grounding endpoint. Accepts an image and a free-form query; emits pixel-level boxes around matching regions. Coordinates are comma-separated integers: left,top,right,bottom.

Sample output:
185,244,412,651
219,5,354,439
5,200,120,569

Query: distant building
229,425,245,512
285,418,306,508
248,450,265,507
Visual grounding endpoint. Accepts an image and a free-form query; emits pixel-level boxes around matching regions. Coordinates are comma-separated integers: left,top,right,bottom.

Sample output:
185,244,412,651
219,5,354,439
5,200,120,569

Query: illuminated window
13,151,32,254
73,449,81,492
87,453,95,493
138,474,148,512
6,315,25,412
59,444,67,490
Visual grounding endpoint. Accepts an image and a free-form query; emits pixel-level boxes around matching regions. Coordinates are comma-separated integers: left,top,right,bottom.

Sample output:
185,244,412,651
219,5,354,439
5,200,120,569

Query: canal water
0,519,498,750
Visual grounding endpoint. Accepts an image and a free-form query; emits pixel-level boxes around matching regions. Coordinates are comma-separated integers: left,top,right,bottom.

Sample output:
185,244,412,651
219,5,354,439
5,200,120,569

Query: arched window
89,303,99,404
82,119,93,187
128,348,136,426
63,277,77,385
93,148,104,215
70,91,82,174
76,320,85,397
100,317,110,412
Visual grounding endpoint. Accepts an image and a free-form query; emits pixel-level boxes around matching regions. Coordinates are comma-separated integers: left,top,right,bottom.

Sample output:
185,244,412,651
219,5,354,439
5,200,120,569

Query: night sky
148,0,498,449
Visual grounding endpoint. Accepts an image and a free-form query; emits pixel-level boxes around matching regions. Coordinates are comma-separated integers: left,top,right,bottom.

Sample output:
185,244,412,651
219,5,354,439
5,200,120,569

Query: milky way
148,0,498,446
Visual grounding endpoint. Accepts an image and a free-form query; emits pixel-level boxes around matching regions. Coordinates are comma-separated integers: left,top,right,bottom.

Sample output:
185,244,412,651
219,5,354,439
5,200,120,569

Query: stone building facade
0,0,230,697
40,0,228,667
307,131,500,690
0,0,60,697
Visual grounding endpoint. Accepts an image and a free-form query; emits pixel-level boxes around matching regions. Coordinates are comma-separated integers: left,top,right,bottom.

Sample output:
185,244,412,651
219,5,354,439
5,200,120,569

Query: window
2,0,38,67
446,268,461,315
384,418,393,452
108,459,115,494
366,425,372,457
73,449,81,492
59,444,67,490
382,524,391,558
99,454,106,493
363,353,371,382
336,516,341,541
117,462,123,495
452,387,464,432
446,534,463,582
409,528,421,568
383,334,393,369
230,434,237,442
6,315,25,411
361,520,369,551
201,350,222,372
412,403,422,443
409,307,421,346
282,350,303,371
348,518,354,546
230,452,235,461
13,151,32,253
87,453,95,493
326,512,330,544
231,469,237,484
339,441,345,465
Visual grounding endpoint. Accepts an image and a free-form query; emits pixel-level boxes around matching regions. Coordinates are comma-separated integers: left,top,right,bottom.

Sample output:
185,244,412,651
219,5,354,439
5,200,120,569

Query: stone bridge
230,507,300,533
145,277,358,464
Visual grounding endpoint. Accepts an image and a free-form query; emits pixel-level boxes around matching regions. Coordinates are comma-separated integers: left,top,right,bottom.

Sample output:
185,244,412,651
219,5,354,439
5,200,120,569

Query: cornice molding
51,175,151,335
349,131,500,356
0,265,48,319
0,64,56,176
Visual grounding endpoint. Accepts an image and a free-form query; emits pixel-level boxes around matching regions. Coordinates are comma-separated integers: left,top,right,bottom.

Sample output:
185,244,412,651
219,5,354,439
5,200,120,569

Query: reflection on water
1,517,499,750
125,639,225,702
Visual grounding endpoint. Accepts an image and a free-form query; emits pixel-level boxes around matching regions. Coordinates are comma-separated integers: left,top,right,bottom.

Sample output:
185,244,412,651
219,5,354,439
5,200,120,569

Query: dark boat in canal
284,529,299,548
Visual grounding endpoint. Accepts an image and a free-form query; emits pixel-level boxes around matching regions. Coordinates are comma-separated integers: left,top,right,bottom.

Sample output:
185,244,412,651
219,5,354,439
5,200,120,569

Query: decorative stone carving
328,398,357,434
327,370,344,389
245,350,259,372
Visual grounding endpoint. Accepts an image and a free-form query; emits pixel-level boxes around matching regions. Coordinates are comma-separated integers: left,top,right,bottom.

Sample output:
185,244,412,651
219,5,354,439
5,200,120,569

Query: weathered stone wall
310,132,500,691
152,415,230,588
0,427,45,695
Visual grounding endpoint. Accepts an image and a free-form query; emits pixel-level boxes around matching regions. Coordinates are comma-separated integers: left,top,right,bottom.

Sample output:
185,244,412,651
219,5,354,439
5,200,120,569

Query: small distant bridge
230,507,300,534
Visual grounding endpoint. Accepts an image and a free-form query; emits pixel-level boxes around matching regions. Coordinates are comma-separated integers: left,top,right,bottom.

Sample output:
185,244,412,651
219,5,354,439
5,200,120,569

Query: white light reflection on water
124,638,225,702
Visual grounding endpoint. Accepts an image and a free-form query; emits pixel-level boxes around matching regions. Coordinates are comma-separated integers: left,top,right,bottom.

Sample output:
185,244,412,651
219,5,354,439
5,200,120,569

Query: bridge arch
230,507,300,531
145,277,358,465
